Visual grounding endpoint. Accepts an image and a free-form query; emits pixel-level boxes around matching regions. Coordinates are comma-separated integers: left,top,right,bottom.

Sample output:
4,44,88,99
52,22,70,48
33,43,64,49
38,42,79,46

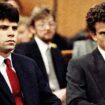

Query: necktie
4,58,24,105
46,47,59,91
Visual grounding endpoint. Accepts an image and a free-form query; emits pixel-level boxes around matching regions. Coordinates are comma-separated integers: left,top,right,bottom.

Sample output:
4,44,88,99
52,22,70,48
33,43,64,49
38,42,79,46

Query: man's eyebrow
0,25,9,29
99,31,105,34
0,25,17,30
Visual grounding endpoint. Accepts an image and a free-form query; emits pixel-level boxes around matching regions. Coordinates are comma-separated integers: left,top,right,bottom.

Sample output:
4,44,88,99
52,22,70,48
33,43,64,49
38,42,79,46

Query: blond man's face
34,15,56,43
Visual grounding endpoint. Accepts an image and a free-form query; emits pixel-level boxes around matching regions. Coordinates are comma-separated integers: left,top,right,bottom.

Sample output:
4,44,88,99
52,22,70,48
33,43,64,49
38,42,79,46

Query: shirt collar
98,46,105,61
35,36,51,52
0,54,12,66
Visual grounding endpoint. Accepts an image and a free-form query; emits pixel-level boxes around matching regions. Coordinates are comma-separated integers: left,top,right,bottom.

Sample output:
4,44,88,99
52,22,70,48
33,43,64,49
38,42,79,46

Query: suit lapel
31,41,48,80
51,48,64,87
11,53,36,105
0,72,15,104
51,48,59,78
91,48,105,98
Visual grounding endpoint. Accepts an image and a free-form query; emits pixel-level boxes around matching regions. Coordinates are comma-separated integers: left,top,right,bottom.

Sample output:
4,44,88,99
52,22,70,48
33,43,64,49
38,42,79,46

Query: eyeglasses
35,21,56,29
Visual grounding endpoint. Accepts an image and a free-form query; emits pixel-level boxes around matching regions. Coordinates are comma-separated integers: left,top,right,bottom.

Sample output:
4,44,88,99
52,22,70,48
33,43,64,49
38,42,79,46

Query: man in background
14,6,67,103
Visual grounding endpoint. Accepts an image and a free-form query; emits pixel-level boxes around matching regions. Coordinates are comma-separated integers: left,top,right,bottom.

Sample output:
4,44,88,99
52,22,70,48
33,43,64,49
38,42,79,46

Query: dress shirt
98,46,105,61
0,54,15,92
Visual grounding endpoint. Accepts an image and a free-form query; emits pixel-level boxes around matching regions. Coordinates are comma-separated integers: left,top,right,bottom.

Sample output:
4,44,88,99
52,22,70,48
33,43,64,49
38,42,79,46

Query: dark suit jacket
67,48,105,105
14,40,67,88
0,53,61,105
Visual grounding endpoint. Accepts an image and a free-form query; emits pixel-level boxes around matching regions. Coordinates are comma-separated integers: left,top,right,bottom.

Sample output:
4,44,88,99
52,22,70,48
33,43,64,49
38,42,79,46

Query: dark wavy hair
0,2,19,23
86,2,105,34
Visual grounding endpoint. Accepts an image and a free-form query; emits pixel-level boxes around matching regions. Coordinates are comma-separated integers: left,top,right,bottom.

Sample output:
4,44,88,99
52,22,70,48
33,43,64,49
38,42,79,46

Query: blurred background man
14,6,67,104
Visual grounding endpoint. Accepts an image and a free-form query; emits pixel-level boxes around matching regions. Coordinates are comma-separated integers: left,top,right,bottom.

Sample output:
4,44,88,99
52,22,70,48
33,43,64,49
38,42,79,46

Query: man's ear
29,26,36,34
89,31,97,41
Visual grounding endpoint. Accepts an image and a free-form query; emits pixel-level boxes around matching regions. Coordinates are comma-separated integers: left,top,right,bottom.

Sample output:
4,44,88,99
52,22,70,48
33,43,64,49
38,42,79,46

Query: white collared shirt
0,54,15,92
98,46,105,61
35,36,50,73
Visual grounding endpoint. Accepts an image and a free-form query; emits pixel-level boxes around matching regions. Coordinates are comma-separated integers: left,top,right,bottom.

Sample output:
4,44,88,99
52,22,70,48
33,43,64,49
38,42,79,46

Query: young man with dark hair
0,2,61,105
67,2,105,105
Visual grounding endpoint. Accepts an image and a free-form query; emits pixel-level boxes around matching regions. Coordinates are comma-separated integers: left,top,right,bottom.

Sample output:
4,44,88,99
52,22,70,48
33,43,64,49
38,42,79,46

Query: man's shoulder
16,40,35,48
14,40,37,53
69,52,94,67
67,52,96,76
12,52,36,64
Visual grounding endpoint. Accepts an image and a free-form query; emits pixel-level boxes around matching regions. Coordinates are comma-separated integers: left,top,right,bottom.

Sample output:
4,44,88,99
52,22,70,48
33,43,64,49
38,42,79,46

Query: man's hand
53,88,66,104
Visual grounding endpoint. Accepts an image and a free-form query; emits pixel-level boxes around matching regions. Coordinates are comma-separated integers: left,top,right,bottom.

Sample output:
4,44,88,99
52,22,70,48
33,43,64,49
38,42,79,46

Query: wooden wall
56,0,105,37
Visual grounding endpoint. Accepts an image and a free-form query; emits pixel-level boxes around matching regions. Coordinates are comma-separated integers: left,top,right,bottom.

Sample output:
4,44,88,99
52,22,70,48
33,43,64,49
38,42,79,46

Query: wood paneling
56,0,105,37
20,0,53,16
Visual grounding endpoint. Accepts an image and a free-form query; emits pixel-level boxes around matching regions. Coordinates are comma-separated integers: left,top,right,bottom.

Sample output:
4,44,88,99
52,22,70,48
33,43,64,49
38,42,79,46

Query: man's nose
8,27,15,37
45,24,50,30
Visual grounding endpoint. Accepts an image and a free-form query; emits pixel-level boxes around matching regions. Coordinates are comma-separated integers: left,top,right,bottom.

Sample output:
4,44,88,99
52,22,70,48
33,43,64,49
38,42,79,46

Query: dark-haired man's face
93,22,105,50
0,19,18,53
34,15,56,43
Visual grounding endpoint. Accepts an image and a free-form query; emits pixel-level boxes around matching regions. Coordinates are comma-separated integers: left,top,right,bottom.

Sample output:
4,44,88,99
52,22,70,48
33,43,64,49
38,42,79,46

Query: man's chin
43,39,52,43
4,47,14,53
